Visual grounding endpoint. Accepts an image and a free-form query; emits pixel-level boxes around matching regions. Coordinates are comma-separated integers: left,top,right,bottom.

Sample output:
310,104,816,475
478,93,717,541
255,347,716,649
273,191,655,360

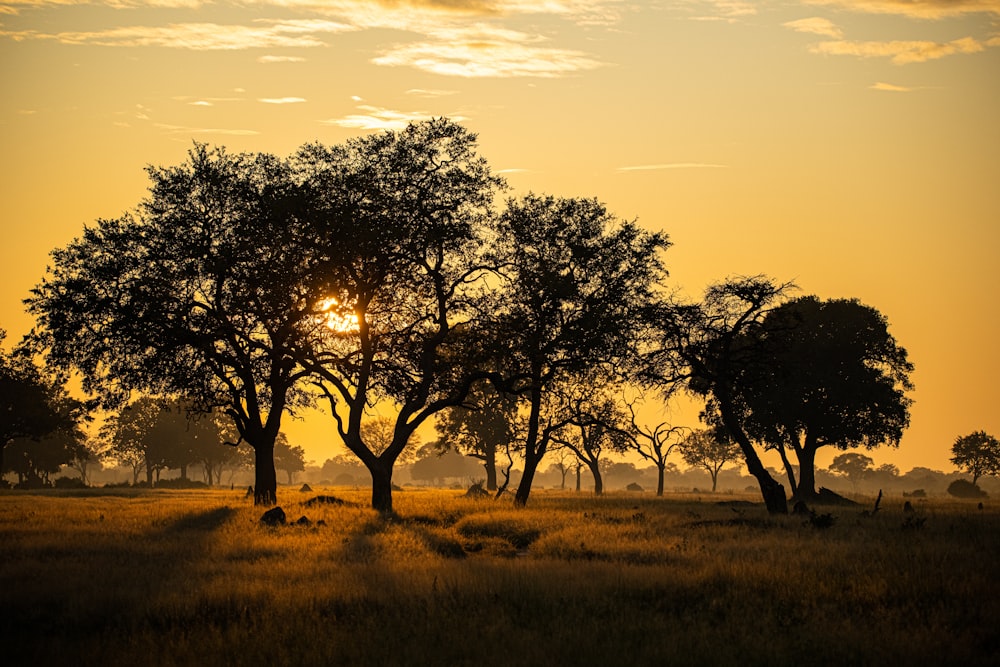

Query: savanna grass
1,487,997,666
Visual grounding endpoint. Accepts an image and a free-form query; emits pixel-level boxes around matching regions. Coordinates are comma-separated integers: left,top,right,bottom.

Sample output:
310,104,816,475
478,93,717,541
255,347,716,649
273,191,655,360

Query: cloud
783,17,843,39
803,0,1000,19
811,36,988,64
0,19,355,50
258,97,307,104
870,81,913,91
154,122,259,136
617,163,728,172
373,24,602,77
320,104,461,130
406,88,459,97
257,55,307,63
189,100,213,106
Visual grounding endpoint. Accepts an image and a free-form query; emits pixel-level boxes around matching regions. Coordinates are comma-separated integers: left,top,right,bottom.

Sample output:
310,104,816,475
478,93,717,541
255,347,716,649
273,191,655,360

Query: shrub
625,482,644,492
903,489,927,498
155,478,208,489
947,479,988,499
53,476,87,489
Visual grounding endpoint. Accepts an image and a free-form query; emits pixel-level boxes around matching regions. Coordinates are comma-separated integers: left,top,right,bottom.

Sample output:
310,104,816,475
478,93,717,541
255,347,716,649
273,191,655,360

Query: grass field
1,487,997,666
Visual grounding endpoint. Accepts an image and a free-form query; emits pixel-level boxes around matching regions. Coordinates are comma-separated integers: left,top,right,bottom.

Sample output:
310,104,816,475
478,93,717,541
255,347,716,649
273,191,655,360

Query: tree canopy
950,430,1000,485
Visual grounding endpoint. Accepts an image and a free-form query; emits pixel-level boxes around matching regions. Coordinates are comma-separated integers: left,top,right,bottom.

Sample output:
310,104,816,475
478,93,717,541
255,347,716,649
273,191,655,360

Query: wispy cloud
374,24,602,77
617,163,728,172
811,36,989,64
406,88,459,97
803,0,1000,20
783,17,843,39
257,55,307,63
154,122,259,136
870,81,913,91
258,97,307,104
0,19,355,50
320,104,463,131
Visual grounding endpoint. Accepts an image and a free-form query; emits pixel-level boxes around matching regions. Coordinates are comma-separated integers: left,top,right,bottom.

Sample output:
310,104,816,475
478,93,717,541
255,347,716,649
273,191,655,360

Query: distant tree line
14,118,934,512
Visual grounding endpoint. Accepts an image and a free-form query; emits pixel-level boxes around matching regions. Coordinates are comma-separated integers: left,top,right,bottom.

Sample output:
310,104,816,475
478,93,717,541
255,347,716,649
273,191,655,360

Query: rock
294,515,312,526
903,501,915,513
260,506,286,526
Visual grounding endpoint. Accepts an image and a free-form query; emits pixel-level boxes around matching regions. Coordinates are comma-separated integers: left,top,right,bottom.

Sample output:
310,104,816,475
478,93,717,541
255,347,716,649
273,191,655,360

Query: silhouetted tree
552,389,630,496
829,452,874,493
613,396,688,497
950,431,1000,485
291,119,503,513
735,296,913,500
26,145,317,505
1,329,85,482
434,383,520,491
648,277,793,513
273,433,306,485
677,428,741,492
487,194,670,506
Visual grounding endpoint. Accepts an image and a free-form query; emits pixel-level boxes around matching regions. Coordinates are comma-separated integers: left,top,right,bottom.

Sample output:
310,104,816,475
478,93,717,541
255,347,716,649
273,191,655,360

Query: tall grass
1,488,996,666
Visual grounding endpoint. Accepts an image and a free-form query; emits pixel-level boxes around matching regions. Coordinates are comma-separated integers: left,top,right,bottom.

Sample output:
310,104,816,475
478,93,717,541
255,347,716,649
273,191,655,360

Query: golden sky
1,0,998,475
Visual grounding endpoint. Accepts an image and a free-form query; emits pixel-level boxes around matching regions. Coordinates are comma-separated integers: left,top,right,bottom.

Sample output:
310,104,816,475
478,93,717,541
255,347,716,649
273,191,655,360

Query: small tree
273,433,306,485
677,428,741,492
829,452,874,494
950,431,1000,485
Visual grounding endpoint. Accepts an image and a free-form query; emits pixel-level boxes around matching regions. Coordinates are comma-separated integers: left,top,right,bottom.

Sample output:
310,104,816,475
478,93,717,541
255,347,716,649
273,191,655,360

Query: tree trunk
795,444,818,500
718,395,787,514
575,465,582,492
588,461,603,495
368,458,394,514
180,464,188,480
253,444,277,506
656,463,665,497
145,464,153,486
775,444,798,498
514,449,542,507
710,468,719,492
484,445,497,492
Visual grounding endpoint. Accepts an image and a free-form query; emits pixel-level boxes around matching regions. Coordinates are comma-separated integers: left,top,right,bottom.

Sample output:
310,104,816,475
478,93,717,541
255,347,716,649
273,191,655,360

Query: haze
2,0,998,474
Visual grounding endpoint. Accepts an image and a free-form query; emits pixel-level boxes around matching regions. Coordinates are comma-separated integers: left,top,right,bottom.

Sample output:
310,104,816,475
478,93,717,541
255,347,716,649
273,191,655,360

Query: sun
318,297,360,334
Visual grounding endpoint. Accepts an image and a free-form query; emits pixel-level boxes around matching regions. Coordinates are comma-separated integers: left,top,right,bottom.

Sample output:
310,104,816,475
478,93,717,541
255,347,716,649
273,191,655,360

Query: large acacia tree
737,296,913,500
290,119,504,513
651,277,793,514
27,145,317,504
487,194,670,506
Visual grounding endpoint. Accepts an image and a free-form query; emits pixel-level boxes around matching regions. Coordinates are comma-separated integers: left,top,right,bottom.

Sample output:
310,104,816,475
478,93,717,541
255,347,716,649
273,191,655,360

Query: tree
736,296,913,500
487,194,670,506
677,428,741,492
551,390,630,496
613,396,688,497
5,430,88,487
27,145,318,504
292,119,504,513
649,277,793,514
1,329,85,483
410,443,483,485
273,433,306,485
66,438,104,486
950,431,1000,485
829,452,874,493
434,383,520,491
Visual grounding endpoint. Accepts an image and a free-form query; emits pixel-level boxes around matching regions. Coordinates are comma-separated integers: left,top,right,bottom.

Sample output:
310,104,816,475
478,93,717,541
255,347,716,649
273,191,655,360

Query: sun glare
319,297,360,334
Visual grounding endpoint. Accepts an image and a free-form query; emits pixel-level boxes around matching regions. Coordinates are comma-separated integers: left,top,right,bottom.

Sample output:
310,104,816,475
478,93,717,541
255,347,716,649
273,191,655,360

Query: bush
155,478,208,489
903,489,927,498
947,479,988,499
53,476,87,489
625,482,644,492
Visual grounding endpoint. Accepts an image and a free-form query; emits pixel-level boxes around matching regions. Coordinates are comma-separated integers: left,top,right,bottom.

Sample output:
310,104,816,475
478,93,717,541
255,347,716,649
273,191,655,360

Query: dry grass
1,487,997,666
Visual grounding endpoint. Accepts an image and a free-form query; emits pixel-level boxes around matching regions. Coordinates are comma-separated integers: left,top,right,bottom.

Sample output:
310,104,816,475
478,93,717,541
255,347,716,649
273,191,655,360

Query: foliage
486,194,670,505
1,329,86,481
26,145,318,505
947,479,988,499
291,118,504,513
434,383,520,491
650,276,794,513
677,428,742,492
734,296,914,499
273,433,306,485
950,430,1000,485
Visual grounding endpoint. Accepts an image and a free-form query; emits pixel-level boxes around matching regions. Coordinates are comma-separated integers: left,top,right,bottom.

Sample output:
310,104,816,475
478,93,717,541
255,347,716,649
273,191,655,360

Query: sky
1,0,998,476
